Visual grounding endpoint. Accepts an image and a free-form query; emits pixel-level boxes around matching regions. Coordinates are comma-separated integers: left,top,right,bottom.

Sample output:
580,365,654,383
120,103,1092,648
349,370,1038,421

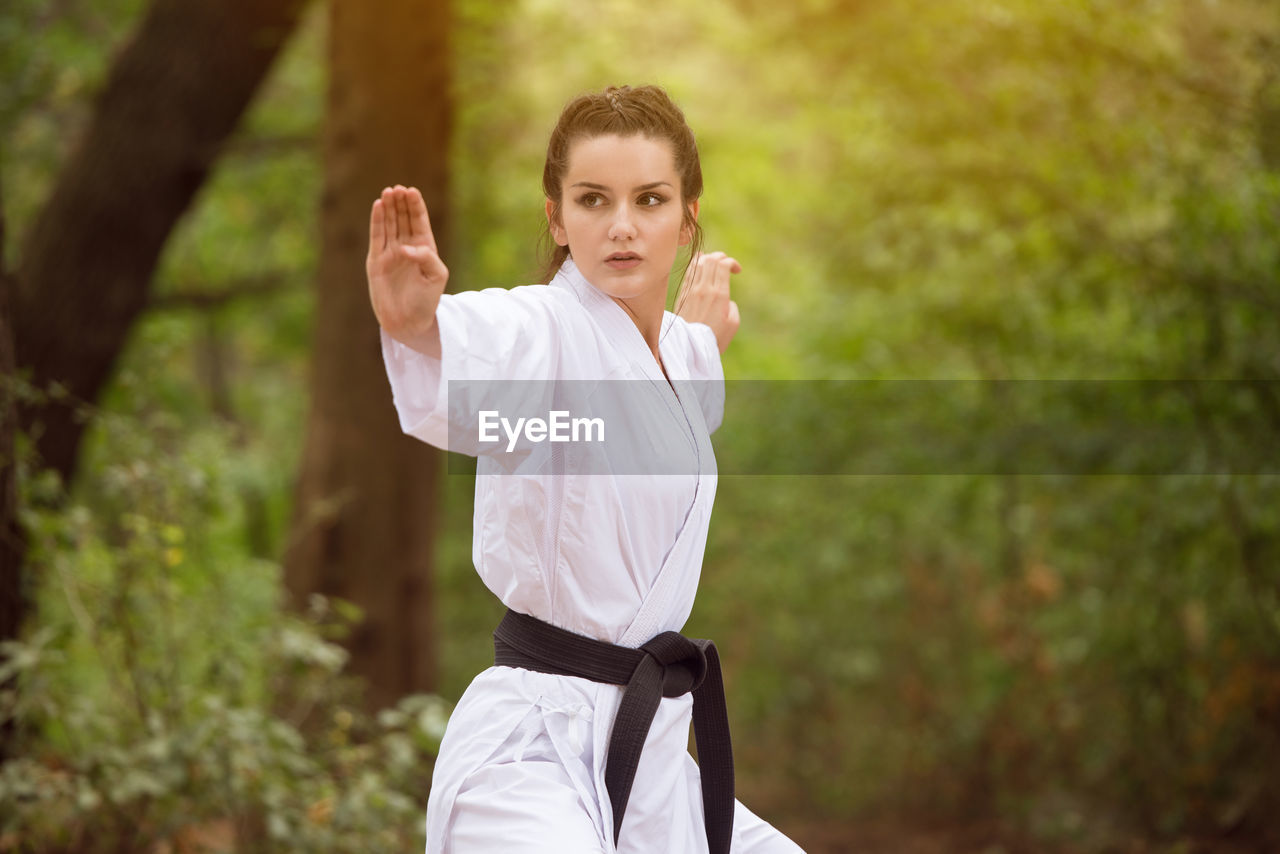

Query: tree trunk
14,0,309,485
284,0,450,709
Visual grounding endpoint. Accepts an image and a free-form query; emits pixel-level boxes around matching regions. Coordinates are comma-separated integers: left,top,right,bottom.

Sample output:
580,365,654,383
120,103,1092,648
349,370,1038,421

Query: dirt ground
787,819,1056,854
784,819,1275,854
123,815,1280,853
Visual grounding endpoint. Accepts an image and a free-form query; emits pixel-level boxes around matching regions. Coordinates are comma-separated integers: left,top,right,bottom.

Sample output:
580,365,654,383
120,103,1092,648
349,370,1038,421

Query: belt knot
639,631,708,697
492,609,734,854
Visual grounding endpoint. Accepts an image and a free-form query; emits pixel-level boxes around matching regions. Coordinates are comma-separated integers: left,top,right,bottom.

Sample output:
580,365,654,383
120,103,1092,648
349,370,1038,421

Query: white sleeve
380,286,562,453
680,320,726,434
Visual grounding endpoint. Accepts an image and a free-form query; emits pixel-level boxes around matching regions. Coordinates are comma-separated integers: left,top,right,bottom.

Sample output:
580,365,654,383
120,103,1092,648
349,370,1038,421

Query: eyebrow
569,181,674,192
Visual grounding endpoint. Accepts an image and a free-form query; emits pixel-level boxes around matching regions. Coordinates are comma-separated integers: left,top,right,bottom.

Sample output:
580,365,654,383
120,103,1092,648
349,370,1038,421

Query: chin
583,268,646,297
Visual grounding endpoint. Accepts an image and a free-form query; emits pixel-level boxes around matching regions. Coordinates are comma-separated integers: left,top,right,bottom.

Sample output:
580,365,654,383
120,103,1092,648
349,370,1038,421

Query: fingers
369,198,386,252
406,187,439,254
679,253,701,291
373,184,441,250
675,250,743,354
721,299,741,354
401,243,439,266
395,186,411,244
381,187,397,244
689,251,740,293
677,251,741,320
712,253,741,284
401,241,449,284
709,252,741,275
375,185,439,251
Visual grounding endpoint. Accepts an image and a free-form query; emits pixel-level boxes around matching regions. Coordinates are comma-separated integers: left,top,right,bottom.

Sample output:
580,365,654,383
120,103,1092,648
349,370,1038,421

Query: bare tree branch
148,274,294,312
14,0,310,484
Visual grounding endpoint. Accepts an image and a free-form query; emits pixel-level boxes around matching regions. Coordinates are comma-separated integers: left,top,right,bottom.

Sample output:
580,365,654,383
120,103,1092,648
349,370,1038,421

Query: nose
608,207,636,241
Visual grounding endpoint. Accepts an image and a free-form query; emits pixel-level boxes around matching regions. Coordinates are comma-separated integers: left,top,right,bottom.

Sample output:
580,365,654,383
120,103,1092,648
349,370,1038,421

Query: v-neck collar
551,258,681,386
549,259,701,472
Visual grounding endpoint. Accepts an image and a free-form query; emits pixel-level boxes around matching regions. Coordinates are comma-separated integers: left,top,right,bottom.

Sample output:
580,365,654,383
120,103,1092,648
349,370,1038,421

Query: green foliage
5,0,1280,849
449,0,1280,847
692,473,1280,839
2,392,446,852
3,6,443,846
0,0,149,261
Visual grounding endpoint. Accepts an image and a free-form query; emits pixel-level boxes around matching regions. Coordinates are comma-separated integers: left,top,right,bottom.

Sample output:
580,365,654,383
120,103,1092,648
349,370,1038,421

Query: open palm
366,185,449,354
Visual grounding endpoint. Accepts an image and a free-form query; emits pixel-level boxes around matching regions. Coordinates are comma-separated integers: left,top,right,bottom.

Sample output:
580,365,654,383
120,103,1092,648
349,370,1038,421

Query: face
547,133,698,303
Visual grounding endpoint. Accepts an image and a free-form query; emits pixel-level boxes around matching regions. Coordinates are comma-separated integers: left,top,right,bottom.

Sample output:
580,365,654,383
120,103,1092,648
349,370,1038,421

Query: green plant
1,393,447,853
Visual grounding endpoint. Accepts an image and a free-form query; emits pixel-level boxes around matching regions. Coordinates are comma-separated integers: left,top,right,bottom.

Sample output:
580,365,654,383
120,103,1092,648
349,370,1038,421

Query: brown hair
540,85,704,283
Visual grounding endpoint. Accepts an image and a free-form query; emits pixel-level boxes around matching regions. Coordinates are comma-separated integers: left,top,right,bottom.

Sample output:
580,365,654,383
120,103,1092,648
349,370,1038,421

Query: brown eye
578,193,605,208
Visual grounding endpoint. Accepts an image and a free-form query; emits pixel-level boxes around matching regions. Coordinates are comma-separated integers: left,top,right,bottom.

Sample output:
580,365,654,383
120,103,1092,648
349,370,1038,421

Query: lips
605,252,642,270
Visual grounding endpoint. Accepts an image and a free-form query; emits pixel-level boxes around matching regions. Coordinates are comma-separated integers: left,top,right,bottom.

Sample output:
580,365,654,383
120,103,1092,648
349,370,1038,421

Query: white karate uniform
382,259,803,853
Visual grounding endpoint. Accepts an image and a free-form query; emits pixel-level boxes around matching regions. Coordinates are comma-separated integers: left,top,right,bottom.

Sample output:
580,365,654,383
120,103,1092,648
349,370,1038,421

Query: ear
679,199,700,246
546,198,568,247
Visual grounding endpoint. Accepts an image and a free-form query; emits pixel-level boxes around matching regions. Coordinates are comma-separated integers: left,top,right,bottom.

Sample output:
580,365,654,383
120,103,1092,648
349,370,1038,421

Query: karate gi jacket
382,259,803,853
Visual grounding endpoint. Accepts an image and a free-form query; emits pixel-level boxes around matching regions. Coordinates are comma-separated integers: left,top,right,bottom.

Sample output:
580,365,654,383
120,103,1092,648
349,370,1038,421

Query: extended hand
675,251,741,354
367,185,448,356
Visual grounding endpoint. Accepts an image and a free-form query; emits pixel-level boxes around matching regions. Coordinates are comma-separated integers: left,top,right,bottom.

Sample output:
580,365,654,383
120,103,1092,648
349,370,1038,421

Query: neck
612,290,666,364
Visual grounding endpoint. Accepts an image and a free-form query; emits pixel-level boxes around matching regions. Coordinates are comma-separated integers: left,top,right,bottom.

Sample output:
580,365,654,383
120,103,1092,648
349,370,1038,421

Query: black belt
493,608,735,853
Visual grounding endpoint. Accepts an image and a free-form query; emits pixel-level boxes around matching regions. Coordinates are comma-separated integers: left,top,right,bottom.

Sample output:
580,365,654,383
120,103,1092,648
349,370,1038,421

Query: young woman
369,85,802,854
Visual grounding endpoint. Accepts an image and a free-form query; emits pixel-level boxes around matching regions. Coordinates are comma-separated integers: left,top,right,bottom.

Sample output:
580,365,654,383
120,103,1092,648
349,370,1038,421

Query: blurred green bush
2,388,447,851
